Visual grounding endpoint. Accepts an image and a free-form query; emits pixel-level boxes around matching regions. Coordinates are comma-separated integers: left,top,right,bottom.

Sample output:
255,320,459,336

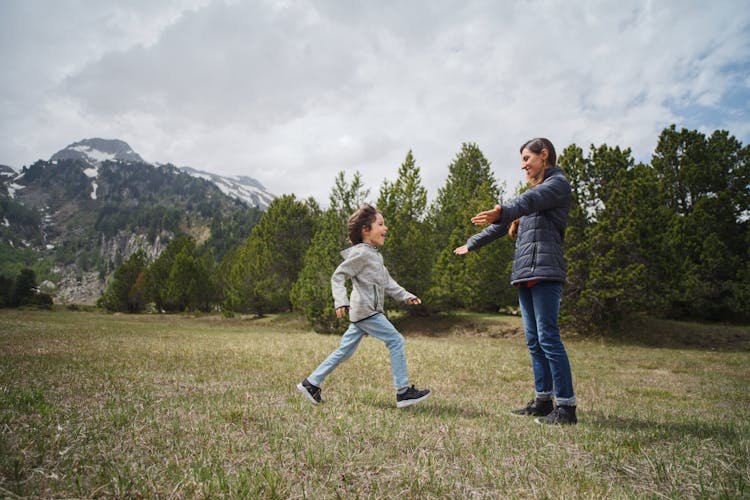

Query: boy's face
362,212,387,247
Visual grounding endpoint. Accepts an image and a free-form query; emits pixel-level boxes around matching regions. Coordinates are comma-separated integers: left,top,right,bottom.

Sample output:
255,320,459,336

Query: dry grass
1,309,748,498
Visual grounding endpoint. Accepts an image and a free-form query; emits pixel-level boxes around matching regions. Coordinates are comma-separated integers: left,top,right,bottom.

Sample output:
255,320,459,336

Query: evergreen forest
8,125,747,333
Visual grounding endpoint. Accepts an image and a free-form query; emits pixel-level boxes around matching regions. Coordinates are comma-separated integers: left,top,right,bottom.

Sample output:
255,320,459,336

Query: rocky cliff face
51,231,170,304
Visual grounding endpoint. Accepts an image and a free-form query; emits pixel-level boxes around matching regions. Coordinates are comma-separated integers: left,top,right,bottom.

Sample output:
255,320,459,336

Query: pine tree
225,194,318,316
428,143,514,311
329,171,370,219
561,128,750,327
163,245,214,312
99,250,148,312
290,210,348,332
560,144,644,327
652,126,750,320
143,236,195,310
0,275,13,307
10,268,38,307
377,151,434,311
215,247,238,311
558,144,590,322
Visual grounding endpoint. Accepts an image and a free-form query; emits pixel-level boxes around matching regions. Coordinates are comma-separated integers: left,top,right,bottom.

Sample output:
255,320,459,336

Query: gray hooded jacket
466,166,571,285
331,243,417,322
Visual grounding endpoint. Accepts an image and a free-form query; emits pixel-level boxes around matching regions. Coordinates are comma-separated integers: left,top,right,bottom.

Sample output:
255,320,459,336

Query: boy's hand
406,298,422,306
335,306,349,318
453,245,469,255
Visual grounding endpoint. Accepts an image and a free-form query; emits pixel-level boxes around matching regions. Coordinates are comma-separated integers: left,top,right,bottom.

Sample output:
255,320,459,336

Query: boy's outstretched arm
384,267,419,304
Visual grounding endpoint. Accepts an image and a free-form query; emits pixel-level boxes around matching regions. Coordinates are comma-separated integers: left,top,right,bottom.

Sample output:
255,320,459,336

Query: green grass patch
0,309,748,497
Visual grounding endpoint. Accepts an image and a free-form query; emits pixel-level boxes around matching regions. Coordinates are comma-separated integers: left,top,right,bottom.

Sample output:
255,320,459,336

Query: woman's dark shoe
511,398,554,417
535,405,577,425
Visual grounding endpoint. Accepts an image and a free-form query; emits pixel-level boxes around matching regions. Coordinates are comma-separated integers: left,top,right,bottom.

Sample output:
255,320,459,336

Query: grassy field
1,309,748,498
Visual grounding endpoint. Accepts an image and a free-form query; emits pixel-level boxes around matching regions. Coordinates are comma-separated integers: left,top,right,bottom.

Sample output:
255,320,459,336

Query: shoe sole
296,383,319,405
396,392,431,408
513,411,552,417
535,417,576,425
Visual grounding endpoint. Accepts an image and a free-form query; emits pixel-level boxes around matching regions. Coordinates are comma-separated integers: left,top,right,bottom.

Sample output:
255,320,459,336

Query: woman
454,137,577,425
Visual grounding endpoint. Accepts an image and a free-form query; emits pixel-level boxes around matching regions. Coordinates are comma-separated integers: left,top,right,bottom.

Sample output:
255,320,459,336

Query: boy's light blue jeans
517,281,576,406
308,313,409,390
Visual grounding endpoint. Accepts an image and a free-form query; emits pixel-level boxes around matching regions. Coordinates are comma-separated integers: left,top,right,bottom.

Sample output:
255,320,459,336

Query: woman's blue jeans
517,281,576,406
308,313,409,390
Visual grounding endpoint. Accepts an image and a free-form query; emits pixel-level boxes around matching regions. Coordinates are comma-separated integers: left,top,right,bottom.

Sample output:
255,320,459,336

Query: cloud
1,0,748,204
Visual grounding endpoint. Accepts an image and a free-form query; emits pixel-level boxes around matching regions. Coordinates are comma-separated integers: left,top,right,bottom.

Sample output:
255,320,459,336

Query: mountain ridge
46,138,274,209
0,138,268,304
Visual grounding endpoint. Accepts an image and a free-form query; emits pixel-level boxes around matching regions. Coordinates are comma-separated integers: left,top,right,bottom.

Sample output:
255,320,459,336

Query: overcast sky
1,0,749,204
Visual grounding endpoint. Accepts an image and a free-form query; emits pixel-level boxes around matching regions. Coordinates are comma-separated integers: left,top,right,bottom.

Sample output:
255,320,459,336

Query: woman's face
520,147,548,183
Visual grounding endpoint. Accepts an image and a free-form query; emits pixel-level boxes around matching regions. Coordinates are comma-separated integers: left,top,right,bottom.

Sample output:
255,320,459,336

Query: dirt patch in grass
393,311,749,351
392,313,525,338
604,314,750,351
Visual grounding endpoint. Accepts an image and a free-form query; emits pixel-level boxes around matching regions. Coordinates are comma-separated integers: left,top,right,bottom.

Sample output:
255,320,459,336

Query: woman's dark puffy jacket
466,166,571,285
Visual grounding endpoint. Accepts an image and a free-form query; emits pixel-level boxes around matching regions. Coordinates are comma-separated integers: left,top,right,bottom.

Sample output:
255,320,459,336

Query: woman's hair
520,137,556,166
509,138,557,240
348,204,379,245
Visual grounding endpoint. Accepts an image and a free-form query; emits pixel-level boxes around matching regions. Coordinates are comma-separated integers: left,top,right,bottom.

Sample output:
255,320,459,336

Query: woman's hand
471,204,502,225
406,297,422,306
453,245,469,255
335,306,349,318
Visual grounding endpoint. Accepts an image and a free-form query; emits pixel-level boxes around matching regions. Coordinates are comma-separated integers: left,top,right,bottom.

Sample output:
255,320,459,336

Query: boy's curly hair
348,204,379,245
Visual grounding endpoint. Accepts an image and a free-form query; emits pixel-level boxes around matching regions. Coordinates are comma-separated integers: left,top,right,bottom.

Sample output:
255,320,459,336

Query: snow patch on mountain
0,164,16,178
71,145,115,163
83,166,99,199
8,182,24,199
180,166,274,209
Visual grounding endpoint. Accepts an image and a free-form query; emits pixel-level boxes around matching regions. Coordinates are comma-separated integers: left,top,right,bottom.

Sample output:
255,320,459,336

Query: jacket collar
544,166,563,178
340,242,380,259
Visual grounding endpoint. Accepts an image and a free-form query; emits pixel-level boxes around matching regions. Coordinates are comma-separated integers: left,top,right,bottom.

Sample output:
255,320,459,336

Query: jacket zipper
531,243,538,272
373,285,379,309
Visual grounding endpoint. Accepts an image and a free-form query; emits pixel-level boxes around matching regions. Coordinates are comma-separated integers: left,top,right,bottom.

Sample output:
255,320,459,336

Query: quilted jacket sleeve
498,173,571,225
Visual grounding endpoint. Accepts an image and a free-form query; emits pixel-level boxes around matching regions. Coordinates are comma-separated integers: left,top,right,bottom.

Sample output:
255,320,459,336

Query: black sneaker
296,379,322,405
511,399,554,417
396,385,431,408
535,405,577,425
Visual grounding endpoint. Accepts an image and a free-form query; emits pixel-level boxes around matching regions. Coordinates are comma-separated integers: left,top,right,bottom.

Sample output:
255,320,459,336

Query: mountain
0,138,269,304
51,139,274,209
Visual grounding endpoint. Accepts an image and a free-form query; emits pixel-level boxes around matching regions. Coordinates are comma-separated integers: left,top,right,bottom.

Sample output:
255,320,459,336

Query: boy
297,204,431,408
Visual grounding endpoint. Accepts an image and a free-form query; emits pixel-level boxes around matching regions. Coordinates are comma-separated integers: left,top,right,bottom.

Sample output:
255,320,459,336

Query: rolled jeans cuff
535,391,553,401
555,396,576,407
